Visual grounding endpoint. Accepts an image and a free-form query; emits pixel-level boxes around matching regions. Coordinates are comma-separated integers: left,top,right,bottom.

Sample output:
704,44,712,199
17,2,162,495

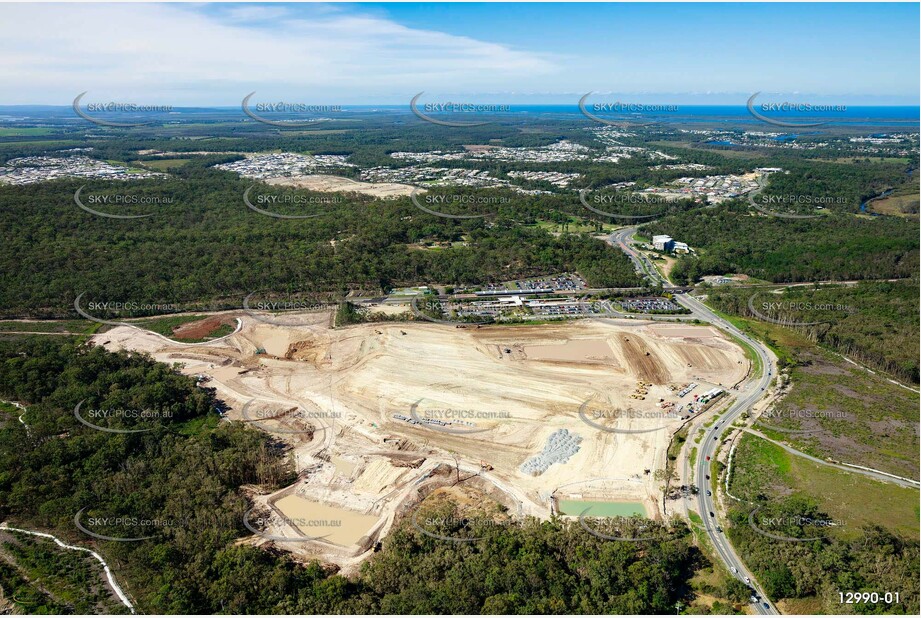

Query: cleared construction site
94,310,747,570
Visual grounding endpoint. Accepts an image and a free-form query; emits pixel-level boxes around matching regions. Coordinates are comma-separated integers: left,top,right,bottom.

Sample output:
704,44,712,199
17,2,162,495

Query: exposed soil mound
286,339,327,365
172,315,237,340
618,335,669,383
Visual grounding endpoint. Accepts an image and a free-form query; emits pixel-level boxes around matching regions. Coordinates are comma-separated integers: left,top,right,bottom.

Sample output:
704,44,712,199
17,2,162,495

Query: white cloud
0,3,558,104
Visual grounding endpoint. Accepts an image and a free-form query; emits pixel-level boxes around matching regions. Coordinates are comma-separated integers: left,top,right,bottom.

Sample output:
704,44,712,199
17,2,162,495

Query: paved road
609,227,662,286
609,227,780,615
684,290,779,615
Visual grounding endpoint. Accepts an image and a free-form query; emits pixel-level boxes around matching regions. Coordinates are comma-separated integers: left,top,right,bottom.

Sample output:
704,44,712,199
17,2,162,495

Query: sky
0,2,918,106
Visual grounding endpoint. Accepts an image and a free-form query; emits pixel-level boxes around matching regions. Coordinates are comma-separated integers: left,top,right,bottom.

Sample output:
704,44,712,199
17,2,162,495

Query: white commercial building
652,235,674,251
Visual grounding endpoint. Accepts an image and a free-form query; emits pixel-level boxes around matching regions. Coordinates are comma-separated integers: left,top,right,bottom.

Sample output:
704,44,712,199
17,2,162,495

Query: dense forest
726,496,919,615
0,164,642,317
754,157,910,212
0,337,728,614
707,280,920,383
644,204,919,284
3,118,916,320
0,531,130,614
3,163,917,318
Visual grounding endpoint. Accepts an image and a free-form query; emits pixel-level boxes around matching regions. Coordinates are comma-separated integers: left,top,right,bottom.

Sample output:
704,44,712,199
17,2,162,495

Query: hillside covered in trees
707,280,920,383
0,337,728,614
644,205,918,284
0,165,642,318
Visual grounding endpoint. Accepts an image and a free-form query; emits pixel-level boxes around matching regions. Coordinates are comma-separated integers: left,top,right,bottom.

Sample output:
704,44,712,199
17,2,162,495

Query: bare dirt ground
93,313,746,568
172,315,237,340
266,174,417,198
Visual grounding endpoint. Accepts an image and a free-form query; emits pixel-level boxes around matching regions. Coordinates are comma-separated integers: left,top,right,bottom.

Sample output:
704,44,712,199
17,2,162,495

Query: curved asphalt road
609,227,780,614
684,290,779,615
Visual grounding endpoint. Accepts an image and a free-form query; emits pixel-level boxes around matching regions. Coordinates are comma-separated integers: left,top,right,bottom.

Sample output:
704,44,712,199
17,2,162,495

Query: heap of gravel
520,428,582,476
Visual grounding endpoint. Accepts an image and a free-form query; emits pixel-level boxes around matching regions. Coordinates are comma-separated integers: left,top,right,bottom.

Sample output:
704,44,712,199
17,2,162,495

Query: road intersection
608,226,780,614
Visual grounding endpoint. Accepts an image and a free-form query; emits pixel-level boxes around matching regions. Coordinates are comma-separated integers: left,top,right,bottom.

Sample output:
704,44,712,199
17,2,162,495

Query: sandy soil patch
521,338,618,364
275,495,379,547
92,313,747,566
266,174,417,198
653,255,677,279
331,455,358,479
648,324,719,338
351,459,409,494
362,303,411,317
249,324,294,357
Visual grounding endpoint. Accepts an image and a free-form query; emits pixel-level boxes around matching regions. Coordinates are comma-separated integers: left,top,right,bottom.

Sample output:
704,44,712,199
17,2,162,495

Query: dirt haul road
94,313,746,560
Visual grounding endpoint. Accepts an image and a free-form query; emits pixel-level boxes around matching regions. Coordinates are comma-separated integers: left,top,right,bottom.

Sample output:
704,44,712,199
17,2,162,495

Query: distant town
0,154,162,185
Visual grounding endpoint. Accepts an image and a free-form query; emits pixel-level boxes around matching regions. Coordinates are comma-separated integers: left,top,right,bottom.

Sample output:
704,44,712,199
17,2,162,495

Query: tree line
0,336,732,614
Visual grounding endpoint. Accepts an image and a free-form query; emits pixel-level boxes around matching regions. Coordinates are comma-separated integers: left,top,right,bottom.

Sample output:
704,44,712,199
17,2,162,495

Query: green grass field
765,349,919,478
649,140,771,159
528,219,612,234
0,127,57,137
0,140,82,151
721,308,920,478
0,320,97,333
141,158,192,171
731,433,918,539
870,192,919,216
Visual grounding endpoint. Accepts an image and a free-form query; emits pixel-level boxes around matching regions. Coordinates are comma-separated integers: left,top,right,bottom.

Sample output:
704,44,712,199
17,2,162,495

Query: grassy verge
731,433,918,539
725,431,919,613
176,413,221,437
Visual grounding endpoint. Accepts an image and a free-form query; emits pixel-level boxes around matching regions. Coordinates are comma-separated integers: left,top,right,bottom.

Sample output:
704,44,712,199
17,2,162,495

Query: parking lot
619,297,683,313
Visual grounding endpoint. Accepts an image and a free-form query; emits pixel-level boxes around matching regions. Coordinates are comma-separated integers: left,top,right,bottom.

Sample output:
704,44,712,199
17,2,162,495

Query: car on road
745,577,751,584
716,526,723,533
731,567,737,574
705,474,710,479
763,603,770,609
709,512,715,518
706,490,712,496
705,456,710,461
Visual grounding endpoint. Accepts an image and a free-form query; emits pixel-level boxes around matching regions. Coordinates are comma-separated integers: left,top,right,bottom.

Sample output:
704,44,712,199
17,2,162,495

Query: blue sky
1,2,918,105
